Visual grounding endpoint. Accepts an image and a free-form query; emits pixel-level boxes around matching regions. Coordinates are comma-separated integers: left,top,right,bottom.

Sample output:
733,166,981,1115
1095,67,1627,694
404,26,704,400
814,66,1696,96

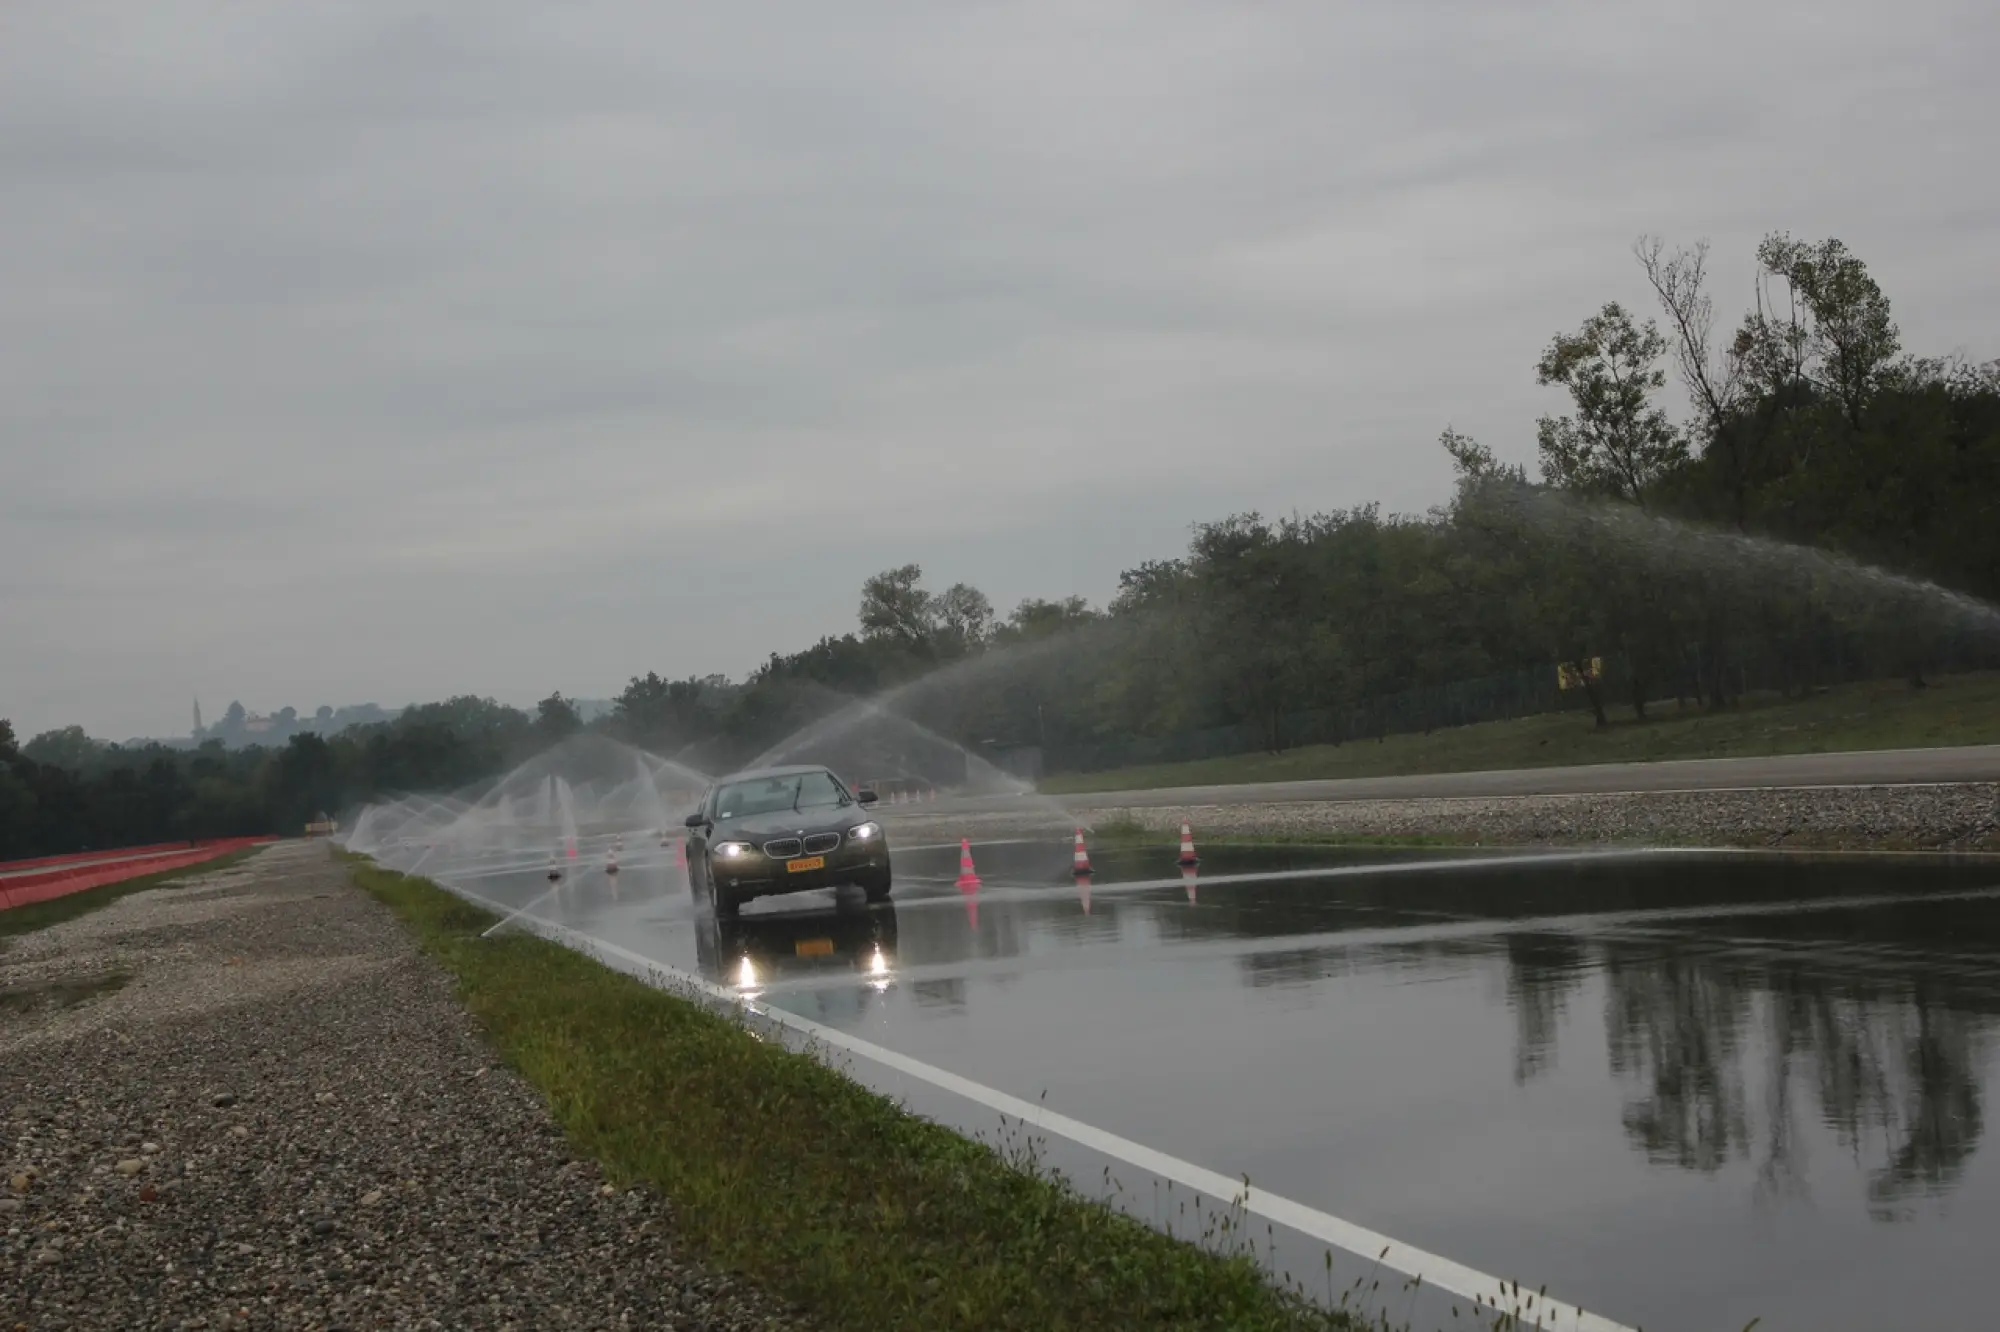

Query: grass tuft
346,854,1375,1332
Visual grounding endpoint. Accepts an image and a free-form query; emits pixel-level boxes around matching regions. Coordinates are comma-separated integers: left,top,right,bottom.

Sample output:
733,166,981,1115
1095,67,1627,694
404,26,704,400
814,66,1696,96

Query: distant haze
3,1,1995,740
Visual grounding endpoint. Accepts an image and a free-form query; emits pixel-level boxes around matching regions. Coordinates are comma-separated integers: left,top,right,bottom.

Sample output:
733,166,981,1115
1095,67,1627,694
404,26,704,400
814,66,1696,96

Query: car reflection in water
694,901,900,1018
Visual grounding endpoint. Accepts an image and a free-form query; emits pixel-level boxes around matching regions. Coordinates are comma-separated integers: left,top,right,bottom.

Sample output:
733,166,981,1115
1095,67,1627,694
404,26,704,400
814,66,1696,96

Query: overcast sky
3,1,1995,741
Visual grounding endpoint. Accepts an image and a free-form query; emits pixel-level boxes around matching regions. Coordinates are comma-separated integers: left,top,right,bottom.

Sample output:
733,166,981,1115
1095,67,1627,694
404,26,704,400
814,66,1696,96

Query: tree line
5,231,1995,856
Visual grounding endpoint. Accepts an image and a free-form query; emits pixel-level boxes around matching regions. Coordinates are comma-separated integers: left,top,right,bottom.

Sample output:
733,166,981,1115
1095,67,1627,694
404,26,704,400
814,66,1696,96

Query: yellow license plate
785,856,826,873
795,938,835,957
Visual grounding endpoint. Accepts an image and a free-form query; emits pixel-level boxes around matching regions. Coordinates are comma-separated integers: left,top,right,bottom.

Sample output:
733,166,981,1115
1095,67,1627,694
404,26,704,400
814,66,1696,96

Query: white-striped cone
1071,828,1092,876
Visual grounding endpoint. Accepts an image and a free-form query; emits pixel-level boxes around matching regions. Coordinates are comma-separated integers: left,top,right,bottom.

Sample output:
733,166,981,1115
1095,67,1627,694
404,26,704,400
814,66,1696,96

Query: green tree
1758,234,1900,430
858,564,935,647
23,725,104,773
933,583,995,654
1535,302,1687,506
531,692,583,746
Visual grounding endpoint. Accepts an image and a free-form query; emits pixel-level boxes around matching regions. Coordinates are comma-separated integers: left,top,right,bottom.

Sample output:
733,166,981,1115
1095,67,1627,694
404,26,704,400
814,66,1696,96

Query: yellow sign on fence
1556,658,1604,692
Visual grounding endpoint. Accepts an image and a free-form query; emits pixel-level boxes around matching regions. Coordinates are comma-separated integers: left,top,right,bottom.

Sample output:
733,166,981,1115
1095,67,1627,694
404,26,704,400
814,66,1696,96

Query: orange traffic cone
955,838,982,890
1070,828,1092,876
1177,821,1199,866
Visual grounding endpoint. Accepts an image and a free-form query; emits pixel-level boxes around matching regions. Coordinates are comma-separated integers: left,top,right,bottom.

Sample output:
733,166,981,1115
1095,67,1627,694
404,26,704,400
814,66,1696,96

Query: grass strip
0,847,263,943
1042,671,2000,795
346,855,1365,1332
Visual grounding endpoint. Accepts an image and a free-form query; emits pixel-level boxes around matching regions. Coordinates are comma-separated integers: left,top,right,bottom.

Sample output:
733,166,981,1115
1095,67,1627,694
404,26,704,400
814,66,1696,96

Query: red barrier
0,842,197,873
0,838,279,913
0,835,279,876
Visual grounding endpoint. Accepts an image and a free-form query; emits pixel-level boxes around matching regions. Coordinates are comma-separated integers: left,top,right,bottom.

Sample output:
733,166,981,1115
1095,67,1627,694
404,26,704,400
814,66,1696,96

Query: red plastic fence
0,837,280,913
0,836,274,875
0,842,198,873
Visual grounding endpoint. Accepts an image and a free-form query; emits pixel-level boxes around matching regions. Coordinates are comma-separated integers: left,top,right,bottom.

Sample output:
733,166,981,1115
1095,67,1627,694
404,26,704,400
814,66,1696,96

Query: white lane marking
438,876,1633,1332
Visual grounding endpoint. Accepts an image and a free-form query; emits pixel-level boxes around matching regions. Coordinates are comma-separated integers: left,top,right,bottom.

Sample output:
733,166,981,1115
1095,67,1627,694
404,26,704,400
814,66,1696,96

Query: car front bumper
711,841,889,898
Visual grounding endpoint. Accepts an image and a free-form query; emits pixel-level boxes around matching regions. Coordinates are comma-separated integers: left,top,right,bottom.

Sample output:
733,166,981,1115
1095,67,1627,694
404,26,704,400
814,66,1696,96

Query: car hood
714,808,872,841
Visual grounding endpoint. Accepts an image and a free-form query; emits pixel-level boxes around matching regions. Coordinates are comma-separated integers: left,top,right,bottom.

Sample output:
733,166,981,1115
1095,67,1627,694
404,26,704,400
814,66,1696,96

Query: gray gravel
886,781,2000,850
1,841,810,1332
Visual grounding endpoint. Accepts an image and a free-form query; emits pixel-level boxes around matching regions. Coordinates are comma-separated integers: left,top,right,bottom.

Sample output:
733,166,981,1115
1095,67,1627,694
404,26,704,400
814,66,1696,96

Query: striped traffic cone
955,839,982,890
1177,821,1200,867
1070,828,1092,877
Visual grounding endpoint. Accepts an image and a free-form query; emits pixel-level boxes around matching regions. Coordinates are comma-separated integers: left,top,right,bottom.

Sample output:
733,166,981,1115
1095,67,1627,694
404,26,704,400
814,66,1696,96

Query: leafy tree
858,565,935,647
933,583,995,653
533,692,583,745
23,725,104,772
1535,302,1687,506
1758,234,1900,430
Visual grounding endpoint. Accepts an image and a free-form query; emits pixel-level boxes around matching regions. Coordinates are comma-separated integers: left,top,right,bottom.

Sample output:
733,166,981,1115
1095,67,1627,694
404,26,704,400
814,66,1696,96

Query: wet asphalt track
416,832,2000,1332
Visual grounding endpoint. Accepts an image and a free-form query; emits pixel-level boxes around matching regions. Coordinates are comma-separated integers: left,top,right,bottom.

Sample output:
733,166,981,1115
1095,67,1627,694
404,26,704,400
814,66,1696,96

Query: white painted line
438,875,1633,1332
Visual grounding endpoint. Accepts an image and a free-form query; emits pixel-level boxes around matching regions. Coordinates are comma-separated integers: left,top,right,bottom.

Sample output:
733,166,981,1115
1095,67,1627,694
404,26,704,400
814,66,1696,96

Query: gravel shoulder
886,781,2000,850
1,840,806,1332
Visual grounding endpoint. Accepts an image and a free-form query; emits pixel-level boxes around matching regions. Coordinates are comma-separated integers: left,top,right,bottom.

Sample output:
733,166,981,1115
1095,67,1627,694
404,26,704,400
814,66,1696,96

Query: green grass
346,855,1371,1332
1043,671,2000,795
0,847,264,943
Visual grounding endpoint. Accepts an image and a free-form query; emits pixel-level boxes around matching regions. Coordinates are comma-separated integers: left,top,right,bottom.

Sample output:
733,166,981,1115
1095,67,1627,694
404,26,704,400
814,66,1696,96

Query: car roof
713,764,838,784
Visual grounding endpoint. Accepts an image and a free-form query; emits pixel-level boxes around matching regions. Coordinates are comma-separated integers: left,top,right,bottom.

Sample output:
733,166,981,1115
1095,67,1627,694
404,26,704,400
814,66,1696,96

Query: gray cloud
4,0,1996,738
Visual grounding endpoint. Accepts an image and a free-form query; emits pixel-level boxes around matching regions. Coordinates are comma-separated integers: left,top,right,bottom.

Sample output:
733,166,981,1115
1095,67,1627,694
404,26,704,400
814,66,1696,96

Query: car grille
803,832,841,855
762,838,804,859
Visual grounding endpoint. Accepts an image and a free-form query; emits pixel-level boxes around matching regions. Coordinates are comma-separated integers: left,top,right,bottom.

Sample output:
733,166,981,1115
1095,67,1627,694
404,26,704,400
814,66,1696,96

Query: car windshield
715,771,848,820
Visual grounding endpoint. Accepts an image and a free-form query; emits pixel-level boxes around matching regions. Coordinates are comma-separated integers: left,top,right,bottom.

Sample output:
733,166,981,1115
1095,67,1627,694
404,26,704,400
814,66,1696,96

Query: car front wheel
709,872,742,918
860,866,892,903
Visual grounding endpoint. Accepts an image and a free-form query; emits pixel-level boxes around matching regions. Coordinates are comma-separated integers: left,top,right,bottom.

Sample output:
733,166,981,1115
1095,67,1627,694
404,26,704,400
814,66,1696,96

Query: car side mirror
856,788,878,806
684,812,705,829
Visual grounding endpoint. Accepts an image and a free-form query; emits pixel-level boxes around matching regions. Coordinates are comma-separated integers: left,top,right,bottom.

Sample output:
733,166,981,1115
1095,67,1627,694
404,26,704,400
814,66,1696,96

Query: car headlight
715,841,753,859
847,822,880,843
737,956,758,988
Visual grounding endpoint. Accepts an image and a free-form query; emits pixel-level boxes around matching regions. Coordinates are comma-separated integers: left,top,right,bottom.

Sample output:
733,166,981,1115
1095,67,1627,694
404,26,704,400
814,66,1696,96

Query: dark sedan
684,765,889,916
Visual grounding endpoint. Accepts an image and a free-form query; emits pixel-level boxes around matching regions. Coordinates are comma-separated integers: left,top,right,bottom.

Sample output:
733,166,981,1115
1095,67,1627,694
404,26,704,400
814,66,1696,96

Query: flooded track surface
425,836,2000,1332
